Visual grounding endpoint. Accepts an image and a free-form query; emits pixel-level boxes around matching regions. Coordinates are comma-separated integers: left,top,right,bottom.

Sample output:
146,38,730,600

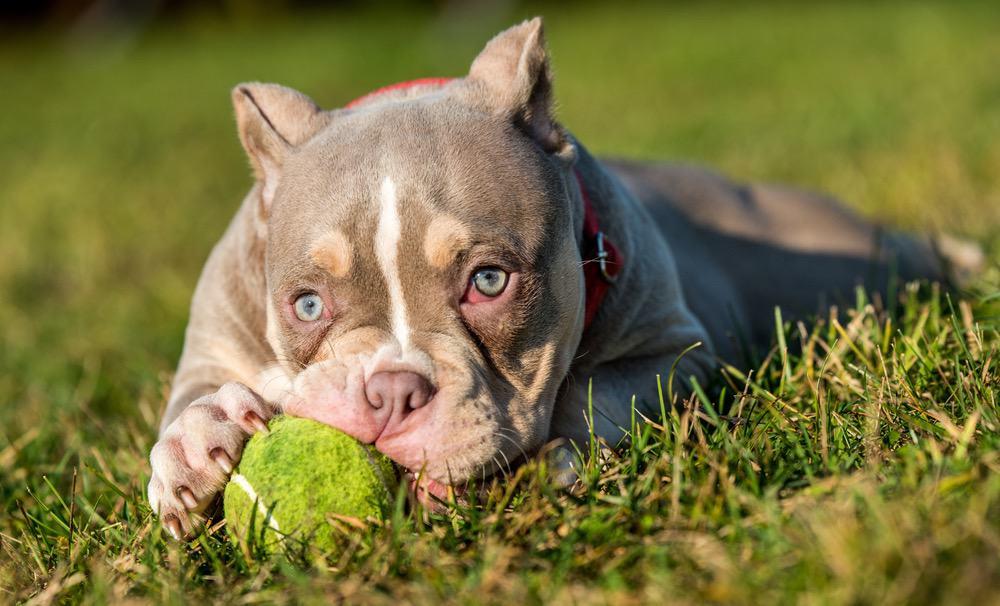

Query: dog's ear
232,83,330,215
464,17,573,161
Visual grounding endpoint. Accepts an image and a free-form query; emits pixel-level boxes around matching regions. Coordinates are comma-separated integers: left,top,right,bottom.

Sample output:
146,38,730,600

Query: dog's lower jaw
406,472,467,510
404,459,519,511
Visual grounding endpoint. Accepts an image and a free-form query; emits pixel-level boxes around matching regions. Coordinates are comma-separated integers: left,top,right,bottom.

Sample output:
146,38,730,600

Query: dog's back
606,159,971,365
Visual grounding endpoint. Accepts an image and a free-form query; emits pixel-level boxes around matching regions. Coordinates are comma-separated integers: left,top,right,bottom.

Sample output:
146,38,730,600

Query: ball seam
229,472,282,535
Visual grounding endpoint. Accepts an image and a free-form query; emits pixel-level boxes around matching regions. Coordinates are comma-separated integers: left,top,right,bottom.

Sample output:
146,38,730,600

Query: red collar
346,78,623,331
574,171,623,329
345,78,454,110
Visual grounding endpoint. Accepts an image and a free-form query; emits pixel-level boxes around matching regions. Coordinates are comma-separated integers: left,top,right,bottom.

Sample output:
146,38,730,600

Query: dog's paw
147,382,274,540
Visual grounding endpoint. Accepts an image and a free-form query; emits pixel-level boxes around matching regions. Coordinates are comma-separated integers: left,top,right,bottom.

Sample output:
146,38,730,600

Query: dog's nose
365,371,433,412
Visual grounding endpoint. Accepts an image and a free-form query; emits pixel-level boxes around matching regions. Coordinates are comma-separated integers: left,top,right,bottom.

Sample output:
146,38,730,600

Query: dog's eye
471,267,508,297
293,293,324,321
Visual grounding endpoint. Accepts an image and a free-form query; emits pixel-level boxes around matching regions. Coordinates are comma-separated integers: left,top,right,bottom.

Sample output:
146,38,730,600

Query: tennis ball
223,415,397,552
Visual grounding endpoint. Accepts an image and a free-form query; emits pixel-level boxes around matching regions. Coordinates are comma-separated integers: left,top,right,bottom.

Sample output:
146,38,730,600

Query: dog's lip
402,455,519,507
404,472,468,505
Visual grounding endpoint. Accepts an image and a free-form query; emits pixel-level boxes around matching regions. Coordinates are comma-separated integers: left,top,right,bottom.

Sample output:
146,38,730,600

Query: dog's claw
163,514,183,541
211,448,234,474
246,412,269,434
178,487,199,510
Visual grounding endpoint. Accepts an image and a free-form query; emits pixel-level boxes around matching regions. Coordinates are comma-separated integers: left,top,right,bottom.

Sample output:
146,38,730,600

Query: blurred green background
1,0,999,444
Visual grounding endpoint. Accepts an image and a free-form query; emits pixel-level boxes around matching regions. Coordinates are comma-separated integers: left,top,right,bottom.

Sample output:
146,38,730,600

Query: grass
2,1,1000,603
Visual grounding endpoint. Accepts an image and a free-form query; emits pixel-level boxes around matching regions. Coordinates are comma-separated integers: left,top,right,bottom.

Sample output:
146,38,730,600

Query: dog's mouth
403,454,521,509
405,472,467,505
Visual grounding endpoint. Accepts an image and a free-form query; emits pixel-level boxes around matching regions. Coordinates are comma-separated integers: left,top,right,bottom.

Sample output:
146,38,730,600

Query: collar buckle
595,231,618,283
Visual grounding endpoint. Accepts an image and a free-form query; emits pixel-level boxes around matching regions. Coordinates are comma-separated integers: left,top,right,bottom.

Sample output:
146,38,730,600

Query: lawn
2,1,999,603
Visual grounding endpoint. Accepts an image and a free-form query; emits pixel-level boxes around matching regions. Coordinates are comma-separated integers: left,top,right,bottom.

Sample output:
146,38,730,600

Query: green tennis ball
223,416,397,553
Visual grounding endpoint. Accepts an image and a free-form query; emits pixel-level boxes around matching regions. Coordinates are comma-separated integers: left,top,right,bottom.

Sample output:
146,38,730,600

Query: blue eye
294,293,324,321
471,267,508,297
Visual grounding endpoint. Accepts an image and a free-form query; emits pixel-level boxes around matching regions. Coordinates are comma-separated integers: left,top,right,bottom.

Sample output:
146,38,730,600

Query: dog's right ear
232,83,330,218
463,17,573,162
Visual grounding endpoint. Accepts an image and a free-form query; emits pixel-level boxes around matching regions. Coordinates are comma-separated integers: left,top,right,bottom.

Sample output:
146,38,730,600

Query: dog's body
147,19,962,539
609,156,948,364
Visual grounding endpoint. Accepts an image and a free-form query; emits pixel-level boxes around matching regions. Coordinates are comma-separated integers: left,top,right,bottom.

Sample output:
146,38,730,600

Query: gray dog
147,18,974,539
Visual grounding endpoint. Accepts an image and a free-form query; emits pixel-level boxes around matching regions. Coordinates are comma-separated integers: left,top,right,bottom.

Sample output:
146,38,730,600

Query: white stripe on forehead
375,176,411,350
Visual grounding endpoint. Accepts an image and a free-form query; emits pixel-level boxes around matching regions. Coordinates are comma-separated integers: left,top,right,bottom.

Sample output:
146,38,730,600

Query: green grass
2,2,1000,603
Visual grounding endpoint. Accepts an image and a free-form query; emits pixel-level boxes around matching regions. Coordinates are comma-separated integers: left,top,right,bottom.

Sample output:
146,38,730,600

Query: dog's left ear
232,83,331,221
464,17,573,161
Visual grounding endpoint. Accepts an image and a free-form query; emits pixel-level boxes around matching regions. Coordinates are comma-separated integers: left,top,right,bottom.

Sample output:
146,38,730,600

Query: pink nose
365,371,433,413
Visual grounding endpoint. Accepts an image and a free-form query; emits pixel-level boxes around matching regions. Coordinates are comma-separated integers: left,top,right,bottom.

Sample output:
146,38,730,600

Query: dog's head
236,19,586,492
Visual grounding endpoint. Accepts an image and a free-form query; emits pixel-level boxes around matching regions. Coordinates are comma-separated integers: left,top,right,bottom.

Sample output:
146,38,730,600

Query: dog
147,18,975,540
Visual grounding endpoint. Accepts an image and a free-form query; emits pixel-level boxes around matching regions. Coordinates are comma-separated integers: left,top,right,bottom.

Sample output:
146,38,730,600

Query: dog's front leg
148,310,278,539
147,200,277,539
148,382,276,539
